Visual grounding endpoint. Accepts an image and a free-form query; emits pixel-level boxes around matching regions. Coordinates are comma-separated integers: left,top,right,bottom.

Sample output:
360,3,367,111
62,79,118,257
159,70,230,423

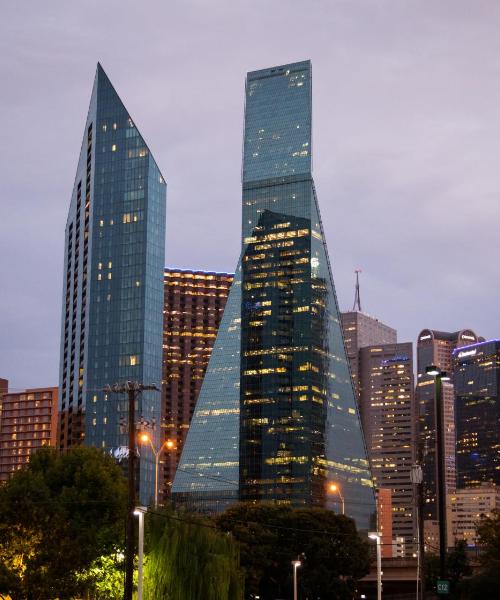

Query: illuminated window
111,144,117,152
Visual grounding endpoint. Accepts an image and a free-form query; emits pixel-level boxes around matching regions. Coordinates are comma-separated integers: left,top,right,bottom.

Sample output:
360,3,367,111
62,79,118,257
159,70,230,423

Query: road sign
437,579,450,594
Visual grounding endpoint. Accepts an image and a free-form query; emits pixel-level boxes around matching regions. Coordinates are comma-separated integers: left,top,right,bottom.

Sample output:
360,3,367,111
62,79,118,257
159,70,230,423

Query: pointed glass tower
59,64,166,504
173,60,374,528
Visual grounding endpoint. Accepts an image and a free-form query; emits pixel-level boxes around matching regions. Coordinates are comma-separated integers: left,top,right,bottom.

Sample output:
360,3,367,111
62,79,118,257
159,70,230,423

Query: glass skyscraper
453,340,500,488
59,64,166,504
173,60,374,528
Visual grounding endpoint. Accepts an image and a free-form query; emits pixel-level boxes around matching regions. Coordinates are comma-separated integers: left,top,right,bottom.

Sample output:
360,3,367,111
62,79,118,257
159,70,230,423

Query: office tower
416,328,478,548
0,386,58,483
447,484,500,547
341,311,397,396
162,268,233,497
359,343,416,554
453,340,500,488
0,379,7,395
58,64,166,503
173,60,375,528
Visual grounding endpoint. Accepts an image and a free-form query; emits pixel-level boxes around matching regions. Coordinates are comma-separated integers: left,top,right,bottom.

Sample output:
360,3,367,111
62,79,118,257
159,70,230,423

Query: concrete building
341,311,396,397
377,487,393,558
359,343,416,554
0,386,58,483
161,268,233,498
447,484,500,548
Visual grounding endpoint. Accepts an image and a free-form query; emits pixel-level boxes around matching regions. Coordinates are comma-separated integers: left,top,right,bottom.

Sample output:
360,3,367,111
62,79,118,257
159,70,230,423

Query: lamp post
411,462,424,600
426,365,450,581
328,482,345,515
369,532,382,600
291,559,301,600
139,433,175,508
133,506,147,600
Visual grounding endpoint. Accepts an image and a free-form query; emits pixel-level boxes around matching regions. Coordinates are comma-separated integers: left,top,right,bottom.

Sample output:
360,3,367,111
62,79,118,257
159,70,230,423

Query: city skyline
2,1,500,390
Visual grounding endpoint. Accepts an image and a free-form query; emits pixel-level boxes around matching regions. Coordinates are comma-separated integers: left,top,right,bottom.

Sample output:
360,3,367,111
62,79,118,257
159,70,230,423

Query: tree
0,447,127,599
476,509,500,570
459,510,500,597
143,509,244,600
447,540,472,596
215,502,370,600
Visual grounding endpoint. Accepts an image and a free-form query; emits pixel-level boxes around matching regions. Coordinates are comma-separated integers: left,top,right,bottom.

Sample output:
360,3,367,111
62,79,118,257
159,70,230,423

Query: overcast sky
1,0,499,389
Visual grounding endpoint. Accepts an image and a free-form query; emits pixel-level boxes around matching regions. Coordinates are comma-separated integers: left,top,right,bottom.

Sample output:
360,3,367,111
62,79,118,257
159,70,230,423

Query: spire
352,268,362,312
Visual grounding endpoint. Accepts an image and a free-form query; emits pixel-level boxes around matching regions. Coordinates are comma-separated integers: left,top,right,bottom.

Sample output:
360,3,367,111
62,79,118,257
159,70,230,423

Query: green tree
215,502,370,600
476,509,500,570
0,447,127,599
459,510,500,597
143,509,244,600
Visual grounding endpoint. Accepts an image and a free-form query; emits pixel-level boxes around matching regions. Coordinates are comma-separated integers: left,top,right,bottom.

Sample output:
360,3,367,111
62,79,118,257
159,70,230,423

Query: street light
133,506,147,600
291,559,301,600
328,482,345,515
368,532,382,600
425,365,449,580
139,433,176,507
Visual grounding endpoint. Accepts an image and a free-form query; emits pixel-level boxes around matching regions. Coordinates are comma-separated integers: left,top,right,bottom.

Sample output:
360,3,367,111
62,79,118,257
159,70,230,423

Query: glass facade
59,64,166,504
173,61,374,528
453,340,500,488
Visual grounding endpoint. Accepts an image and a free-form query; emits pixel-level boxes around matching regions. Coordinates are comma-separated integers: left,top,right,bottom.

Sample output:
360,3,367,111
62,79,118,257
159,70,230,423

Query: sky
1,0,499,389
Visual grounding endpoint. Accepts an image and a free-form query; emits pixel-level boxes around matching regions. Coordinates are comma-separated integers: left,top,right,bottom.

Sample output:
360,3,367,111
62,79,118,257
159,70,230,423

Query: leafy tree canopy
0,447,127,600
216,502,370,600
143,509,244,600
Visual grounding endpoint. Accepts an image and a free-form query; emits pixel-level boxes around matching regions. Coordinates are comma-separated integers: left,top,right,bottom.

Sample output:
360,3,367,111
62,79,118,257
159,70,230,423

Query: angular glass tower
173,60,374,528
59,64,166,504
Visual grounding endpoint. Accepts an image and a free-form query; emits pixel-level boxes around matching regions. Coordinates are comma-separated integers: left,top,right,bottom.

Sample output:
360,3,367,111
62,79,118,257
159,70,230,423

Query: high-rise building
58,64,166,503
447,484,500,548
416,329,478,524
173,60,375,529
359,343,416,553
162,268,233,497
0,386,58,483
341,311,396,396
453,340,500,488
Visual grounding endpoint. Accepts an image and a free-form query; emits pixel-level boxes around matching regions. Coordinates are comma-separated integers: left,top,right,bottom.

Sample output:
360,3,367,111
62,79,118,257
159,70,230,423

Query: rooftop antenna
352,268,362,312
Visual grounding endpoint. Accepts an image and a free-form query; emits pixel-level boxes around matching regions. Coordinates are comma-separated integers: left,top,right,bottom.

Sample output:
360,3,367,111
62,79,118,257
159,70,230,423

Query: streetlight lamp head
292,560,302,567
329,483,338,492
368,532,380,540
166,439,175,449
440,372,451,381
139,433,150,444
426,365,440,376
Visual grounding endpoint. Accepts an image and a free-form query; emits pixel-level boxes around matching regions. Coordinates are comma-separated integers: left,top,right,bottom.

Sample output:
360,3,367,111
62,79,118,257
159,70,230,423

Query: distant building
341,311,396,397
377,488,393,558
416,329,479,523
0,386,58,483
447,484,500,548
453,340,500,488
359,343,416,554
162,268,233,498
0,379,7,395
58,64,166,503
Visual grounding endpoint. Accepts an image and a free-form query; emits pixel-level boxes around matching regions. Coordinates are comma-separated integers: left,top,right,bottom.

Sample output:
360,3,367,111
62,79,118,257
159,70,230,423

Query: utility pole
104,381,158,600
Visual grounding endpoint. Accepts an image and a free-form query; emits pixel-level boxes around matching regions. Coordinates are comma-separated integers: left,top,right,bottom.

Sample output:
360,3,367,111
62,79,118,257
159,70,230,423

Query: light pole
328,482,345,515
134,506,147,600
426,365,450,581
411,462,424,600
139,433,175,508
369,532,382,600
292,559,301,600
